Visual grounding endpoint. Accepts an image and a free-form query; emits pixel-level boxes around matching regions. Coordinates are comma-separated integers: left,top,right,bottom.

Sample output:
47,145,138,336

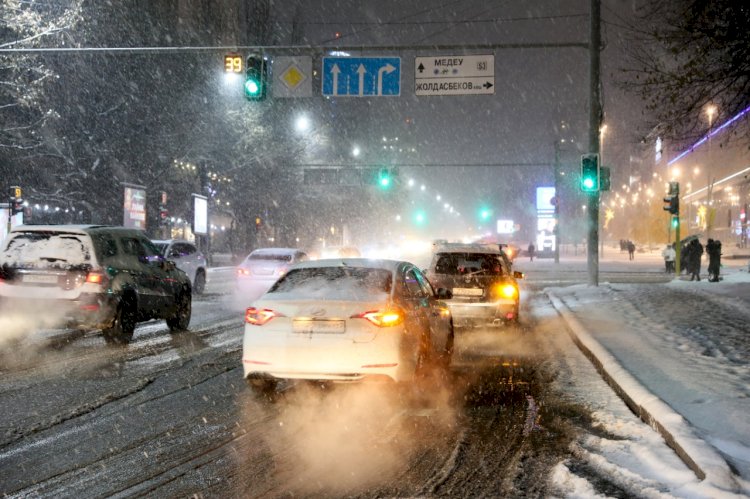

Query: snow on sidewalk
545,265,750,495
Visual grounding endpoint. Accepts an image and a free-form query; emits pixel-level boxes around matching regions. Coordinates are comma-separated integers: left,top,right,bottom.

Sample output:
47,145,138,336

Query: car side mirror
513,270,524,279
436,287,452,299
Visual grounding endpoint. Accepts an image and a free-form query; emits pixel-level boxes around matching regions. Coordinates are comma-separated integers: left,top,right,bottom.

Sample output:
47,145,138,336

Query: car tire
193,270,206,295
246,378,278,401
439,323,455,369
103,293,136,345
167,289,191,332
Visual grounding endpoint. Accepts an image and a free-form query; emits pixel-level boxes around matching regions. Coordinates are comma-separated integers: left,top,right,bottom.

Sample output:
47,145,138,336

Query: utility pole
554,141,561,264
587,0,602,286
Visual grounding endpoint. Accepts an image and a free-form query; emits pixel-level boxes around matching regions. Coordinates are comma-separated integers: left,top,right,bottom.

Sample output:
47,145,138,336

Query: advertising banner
123,185,147,229
192,194,208,235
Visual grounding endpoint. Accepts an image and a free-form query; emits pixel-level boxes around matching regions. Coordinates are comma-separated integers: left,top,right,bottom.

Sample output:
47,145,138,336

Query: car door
398,265,434,355
415,268,450,353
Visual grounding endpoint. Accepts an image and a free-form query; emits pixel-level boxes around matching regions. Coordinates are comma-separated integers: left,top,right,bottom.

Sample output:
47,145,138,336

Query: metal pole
587,0,601,286
554,141,561,264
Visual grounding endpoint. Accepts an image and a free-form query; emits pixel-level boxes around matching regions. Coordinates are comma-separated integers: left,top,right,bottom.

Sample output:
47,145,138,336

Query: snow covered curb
546,290,741,493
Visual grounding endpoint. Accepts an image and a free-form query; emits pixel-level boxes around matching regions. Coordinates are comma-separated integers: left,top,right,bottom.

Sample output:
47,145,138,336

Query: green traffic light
377,169,392,189
244,79,260,96
671,216,679,229
582,177,595,190
414,210,426,225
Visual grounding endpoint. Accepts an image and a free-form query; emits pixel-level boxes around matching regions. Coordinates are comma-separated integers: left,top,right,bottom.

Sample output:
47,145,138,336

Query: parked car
152,239,207,294
242,258,454,396
236,248,308,297
0,225,192,344
424,243,524,327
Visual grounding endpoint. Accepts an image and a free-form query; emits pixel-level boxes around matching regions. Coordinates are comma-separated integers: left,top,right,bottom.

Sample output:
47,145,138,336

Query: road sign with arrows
414,54,495,96
322,57,401,97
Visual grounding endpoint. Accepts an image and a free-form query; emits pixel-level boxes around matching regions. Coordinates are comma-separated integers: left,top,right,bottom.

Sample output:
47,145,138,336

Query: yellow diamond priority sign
273,56,312,98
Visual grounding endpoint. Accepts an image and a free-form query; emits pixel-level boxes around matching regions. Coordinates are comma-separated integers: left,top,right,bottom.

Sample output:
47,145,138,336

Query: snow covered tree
0,0,83,191
620,0,750,144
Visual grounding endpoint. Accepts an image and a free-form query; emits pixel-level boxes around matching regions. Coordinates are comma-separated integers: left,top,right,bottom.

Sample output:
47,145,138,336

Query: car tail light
497,284,518,299
85,272,107,285
245,307,282,326
237,268,251,276
352,309,404,327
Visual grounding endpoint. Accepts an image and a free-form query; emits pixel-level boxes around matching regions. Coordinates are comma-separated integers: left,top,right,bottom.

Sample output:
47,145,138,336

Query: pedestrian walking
706,239,722,282
688,239,703,281
627,240,635,260
662,244,676,273
527,242,535,262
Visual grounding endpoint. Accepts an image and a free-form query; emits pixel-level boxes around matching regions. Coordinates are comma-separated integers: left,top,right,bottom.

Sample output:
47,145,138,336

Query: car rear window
267,267,392,300
2,232,93,269
248,253,292,262
433,252,506,276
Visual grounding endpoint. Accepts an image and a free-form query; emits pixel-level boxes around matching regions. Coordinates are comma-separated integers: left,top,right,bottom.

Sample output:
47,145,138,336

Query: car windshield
434,253,505,276
2,232,92,269
267,267,392,301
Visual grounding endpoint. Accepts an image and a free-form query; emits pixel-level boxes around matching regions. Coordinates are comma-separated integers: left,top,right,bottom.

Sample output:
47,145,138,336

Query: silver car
152,239,208,294
236,248,308,298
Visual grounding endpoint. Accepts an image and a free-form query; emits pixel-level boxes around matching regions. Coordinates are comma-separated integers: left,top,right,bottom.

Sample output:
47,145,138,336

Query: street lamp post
705,104,717,239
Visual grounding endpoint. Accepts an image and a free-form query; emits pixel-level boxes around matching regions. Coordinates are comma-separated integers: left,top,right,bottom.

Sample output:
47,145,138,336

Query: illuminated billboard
123,184,146,230
193,194,208,235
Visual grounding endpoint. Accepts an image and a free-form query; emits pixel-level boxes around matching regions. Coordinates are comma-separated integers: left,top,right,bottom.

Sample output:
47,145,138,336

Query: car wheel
439,323,455,369
167,289,191,332
103,294,136,345
246,378,278,401
193,270,206,295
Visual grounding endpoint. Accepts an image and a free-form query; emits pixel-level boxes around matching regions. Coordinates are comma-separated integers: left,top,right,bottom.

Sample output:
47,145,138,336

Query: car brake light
245,307,281,325
352,309,404,327
85,272,107,285
498,284,518,299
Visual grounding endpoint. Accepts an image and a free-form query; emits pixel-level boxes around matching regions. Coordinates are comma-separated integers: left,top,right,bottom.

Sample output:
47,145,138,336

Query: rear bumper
446,299,517,327
0,293,117,330
242,328,413,383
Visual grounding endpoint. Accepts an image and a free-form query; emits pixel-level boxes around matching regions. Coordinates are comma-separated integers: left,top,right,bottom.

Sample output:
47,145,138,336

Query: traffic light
479,207,492,221
255,216,262,231
244,54,267,100
580,153,600,192
377,168,392,189
9,186,23,215
671,215,679,229
663,195,679,214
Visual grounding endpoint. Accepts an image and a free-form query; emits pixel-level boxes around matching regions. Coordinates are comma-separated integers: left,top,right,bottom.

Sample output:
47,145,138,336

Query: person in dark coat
627,240,636,260
688,239,704,281
527,242,535,261
706,239,722,282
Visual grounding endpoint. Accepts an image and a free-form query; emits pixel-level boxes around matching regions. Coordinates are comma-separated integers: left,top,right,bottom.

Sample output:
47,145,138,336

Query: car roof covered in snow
292,258,408,273
10,224,139,235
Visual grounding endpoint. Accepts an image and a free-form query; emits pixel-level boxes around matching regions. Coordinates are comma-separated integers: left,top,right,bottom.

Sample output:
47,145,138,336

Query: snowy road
0,260,745,497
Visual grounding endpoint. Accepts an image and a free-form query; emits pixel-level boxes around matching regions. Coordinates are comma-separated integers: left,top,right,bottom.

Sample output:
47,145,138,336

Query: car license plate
452,287,483,296
23,274,58,284
293,320,346,334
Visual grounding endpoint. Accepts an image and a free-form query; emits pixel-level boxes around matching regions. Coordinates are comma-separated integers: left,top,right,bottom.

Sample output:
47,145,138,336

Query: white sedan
242,258,454,395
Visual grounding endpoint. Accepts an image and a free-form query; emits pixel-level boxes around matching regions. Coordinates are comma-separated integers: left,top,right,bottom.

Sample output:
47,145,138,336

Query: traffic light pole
587,0,601,286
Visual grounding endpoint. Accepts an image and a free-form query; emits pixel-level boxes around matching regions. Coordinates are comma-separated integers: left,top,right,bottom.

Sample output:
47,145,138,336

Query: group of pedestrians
663,238,722,281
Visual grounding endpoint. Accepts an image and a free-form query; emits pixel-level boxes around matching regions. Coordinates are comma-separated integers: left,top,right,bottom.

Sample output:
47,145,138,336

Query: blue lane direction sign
322,57,401,97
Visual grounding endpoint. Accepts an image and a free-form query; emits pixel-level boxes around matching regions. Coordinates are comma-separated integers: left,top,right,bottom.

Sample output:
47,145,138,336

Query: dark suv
424,243,523,328
0,225,192,344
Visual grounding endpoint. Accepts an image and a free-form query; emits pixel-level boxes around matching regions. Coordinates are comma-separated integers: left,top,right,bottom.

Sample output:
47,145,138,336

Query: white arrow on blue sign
322,57,401,97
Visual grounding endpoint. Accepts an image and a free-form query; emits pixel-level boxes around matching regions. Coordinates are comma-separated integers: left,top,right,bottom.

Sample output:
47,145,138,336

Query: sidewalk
524,251,750,494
